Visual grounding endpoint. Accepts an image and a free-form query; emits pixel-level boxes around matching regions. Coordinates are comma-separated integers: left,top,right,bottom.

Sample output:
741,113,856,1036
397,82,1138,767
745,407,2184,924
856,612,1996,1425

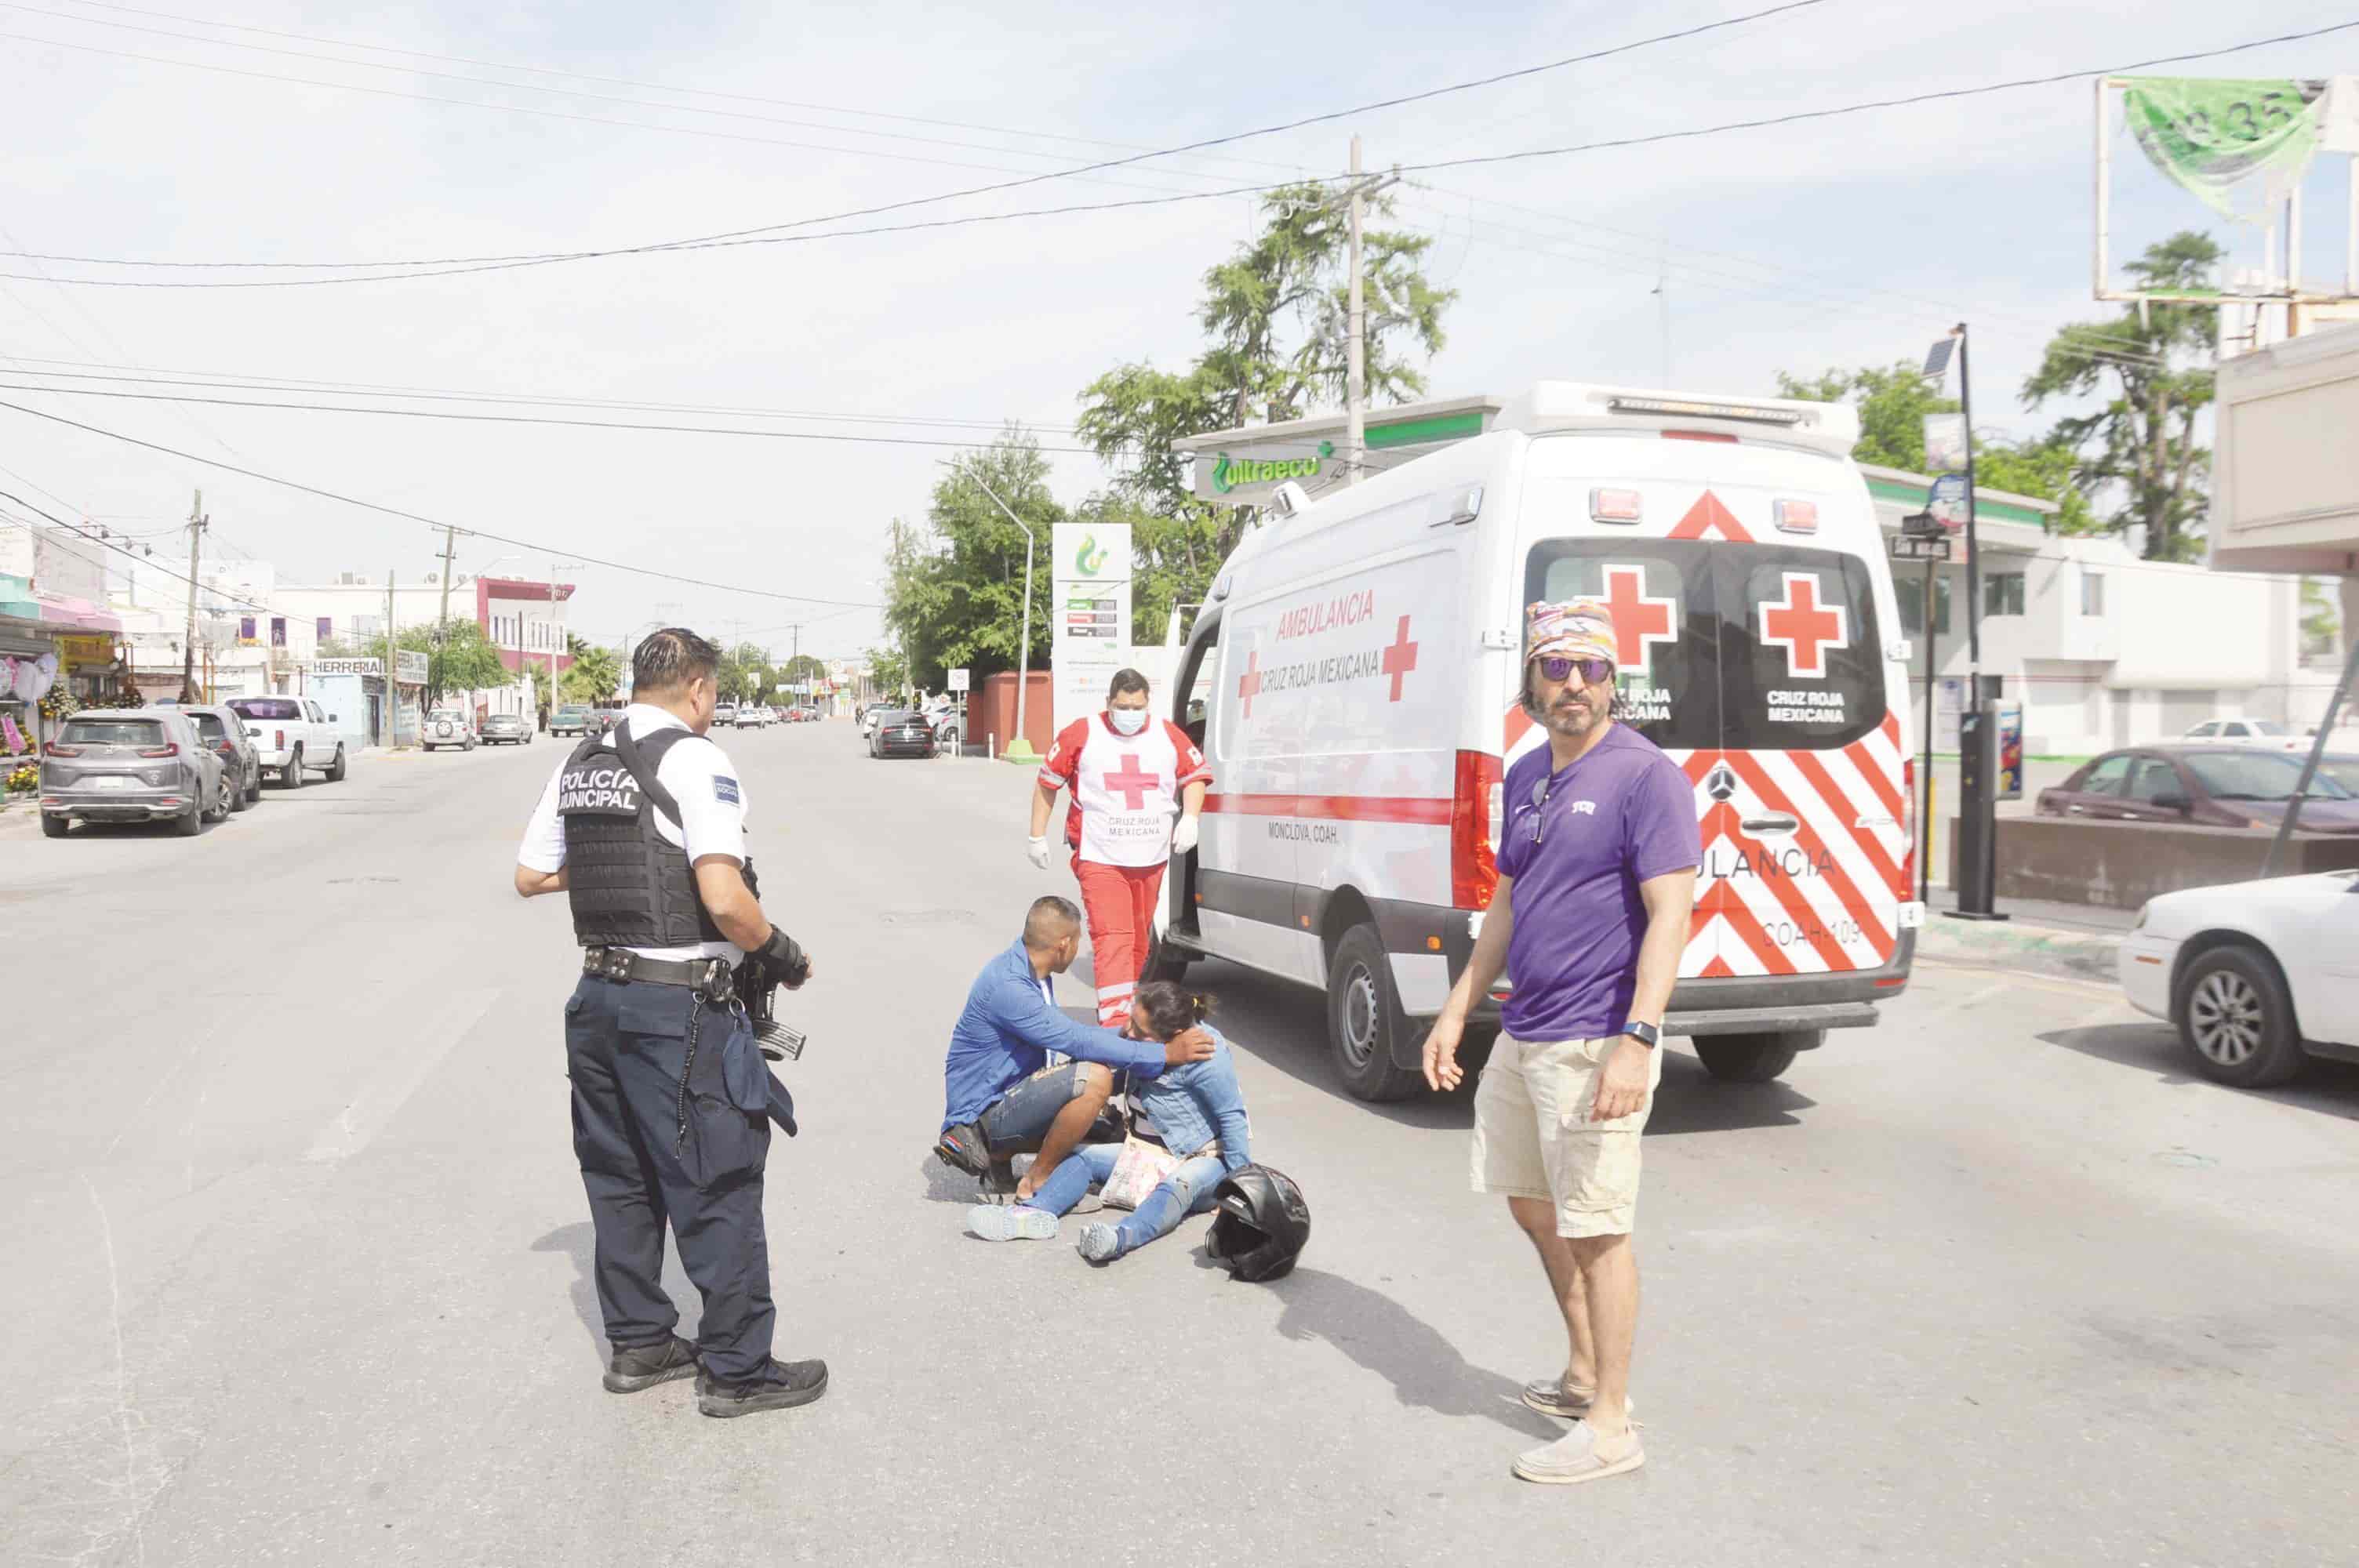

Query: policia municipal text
514,627,825,1419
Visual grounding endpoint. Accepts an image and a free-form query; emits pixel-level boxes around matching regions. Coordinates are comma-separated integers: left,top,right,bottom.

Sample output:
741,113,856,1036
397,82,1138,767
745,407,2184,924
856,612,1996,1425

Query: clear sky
0,1,2348,658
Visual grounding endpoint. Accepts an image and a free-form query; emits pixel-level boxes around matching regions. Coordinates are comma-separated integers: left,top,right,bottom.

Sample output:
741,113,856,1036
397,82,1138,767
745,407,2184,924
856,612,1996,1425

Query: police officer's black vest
558,724,754,949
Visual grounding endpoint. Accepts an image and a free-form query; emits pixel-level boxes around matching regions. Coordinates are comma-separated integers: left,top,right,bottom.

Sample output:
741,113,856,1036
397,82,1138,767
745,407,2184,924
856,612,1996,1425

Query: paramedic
1027,667,1210,1029
1424,597,1700,1487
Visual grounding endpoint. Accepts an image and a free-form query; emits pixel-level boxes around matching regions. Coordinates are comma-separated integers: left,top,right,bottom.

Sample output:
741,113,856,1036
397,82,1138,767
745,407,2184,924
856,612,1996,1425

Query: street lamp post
965,473,1039,764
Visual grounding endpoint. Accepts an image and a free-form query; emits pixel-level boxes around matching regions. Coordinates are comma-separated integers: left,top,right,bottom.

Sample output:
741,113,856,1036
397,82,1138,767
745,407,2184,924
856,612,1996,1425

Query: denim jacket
1132,1024,1250,1171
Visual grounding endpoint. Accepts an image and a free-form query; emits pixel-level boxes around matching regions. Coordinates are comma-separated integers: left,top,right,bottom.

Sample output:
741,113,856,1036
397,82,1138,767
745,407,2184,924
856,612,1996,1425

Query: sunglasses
1524,774,1553,844
1535,655,1613,685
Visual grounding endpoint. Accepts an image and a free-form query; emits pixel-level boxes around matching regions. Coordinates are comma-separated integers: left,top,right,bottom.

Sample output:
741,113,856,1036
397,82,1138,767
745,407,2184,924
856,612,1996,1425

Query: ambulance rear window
1527,540,1717,751
1722,547,1885,752
1525,539,1887,753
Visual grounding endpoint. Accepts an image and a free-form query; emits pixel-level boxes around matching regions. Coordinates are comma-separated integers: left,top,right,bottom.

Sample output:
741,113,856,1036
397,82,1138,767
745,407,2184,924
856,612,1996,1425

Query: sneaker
933,1123,988,1177
1520,1375,1637,1422
969,1204,1059,1242
1075,1223,1122,1263
1511,1419,1645,1486
602,1333,698,1394
696,1357,829,1419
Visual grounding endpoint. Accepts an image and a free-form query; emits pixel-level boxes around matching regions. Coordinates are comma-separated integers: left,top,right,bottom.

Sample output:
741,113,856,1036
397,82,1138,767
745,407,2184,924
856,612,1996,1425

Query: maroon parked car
2036,746,2359,833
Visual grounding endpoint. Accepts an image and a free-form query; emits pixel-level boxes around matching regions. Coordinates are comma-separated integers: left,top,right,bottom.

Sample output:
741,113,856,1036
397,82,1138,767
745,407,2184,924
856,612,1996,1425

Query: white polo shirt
518,703,750,961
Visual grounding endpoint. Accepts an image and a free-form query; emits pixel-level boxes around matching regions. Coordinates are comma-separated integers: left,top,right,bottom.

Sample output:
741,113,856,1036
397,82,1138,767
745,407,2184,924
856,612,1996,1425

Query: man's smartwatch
1620,1021,1661,1049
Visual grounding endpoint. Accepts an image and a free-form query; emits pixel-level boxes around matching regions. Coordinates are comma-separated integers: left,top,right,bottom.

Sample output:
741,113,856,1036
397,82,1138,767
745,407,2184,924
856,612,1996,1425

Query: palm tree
565,644,621,703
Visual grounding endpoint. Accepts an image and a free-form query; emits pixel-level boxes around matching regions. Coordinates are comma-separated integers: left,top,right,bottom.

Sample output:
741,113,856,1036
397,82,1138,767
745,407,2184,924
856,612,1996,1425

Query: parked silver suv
39,708,231,838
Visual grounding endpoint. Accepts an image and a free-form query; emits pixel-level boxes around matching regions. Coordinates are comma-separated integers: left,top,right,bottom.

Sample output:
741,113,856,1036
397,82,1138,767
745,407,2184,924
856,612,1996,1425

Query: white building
1863,465,2314,754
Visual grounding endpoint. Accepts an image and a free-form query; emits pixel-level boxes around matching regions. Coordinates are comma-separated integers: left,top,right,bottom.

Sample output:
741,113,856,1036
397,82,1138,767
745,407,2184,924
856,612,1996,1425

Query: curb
1912,915,2121,984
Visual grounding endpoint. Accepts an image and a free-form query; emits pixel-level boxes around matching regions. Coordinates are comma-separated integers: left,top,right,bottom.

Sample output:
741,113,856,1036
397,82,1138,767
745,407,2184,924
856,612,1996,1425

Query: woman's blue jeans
1024,1145,1226,1257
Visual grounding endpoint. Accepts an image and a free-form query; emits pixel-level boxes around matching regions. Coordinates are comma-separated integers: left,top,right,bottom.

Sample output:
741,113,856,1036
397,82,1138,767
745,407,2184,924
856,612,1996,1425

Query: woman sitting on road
967,981,1251,1263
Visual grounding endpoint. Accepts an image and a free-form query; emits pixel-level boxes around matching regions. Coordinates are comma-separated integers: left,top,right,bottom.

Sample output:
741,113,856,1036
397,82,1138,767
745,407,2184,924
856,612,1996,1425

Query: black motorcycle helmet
1205,1164,1309,1282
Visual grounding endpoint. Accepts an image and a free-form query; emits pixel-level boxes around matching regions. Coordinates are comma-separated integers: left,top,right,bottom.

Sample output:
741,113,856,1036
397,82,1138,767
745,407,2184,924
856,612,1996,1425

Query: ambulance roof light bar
1499,382,1861,459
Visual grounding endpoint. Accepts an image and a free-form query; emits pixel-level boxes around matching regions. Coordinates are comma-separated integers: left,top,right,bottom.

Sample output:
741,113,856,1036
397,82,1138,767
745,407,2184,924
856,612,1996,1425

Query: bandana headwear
1525,597,1618,668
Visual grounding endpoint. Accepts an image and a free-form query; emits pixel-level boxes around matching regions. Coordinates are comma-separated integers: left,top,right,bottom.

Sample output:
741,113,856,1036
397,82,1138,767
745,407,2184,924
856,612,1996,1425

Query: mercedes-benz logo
1704,764,1737,802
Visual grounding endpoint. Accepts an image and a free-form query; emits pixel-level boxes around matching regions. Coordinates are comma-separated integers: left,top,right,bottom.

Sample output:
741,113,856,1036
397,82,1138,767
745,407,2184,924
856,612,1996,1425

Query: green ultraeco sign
1211,441,1332,495
2122,77,2325,219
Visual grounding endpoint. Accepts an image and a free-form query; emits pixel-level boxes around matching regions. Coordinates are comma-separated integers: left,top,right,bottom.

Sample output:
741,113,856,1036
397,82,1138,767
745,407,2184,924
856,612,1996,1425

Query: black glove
757,925,809,989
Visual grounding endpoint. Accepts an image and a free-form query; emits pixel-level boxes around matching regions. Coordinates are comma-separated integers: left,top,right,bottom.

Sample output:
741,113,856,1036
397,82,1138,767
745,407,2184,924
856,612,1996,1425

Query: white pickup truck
225,695,349,788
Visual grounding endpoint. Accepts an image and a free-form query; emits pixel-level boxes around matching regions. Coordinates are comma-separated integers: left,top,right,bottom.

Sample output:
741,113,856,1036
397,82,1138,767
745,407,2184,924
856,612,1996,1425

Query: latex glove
1027,836,1052,870
1172,815,1200,855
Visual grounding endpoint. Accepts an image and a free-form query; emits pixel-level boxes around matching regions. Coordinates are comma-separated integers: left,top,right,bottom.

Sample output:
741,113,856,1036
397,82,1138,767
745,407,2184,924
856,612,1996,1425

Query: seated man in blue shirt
936,896,1214,1200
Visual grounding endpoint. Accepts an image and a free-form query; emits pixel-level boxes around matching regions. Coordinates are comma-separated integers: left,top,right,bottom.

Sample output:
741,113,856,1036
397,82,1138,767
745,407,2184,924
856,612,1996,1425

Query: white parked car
2119,869,2359,1087
740,705,772,728
226,695,348,787
2179,718,2305,753
421,708,478,751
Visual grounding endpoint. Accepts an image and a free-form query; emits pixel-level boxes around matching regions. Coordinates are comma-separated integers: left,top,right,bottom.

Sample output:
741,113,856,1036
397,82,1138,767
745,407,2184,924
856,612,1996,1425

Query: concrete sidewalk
1912,884,2134,983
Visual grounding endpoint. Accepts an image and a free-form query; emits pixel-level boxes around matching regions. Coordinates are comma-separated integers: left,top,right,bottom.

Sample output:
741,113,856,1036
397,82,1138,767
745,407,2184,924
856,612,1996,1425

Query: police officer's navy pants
563,975,775,1380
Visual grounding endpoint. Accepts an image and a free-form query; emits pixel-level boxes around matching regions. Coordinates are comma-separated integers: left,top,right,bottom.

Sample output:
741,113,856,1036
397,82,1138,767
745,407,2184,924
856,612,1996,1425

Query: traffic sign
1889,534,1954,562
947,668,970,693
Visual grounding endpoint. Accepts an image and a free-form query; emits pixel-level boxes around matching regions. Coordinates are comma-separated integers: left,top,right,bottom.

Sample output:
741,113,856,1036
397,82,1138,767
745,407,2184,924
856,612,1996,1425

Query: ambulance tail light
1452,750,1502,910
1589,488,1643,524
1661,430,1739,444
1774,498,1819,534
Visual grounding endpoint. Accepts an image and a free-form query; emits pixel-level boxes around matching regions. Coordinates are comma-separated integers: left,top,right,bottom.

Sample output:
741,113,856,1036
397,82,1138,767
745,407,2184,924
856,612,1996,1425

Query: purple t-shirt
1496,724,1703,1041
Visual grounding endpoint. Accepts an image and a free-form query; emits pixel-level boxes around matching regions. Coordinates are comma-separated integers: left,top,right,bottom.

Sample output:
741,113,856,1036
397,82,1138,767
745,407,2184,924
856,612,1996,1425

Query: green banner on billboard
2122,77,2325,220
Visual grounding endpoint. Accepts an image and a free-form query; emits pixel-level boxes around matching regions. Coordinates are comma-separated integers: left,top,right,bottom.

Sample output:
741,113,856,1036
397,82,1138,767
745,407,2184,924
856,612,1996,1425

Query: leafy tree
1077,180,1454,639
324,618,512,711
864,644,908,700
1776,362,2095,532
881,433,1060,690
2023,230,2223,561
2300,579,2341,659
563,644,620,703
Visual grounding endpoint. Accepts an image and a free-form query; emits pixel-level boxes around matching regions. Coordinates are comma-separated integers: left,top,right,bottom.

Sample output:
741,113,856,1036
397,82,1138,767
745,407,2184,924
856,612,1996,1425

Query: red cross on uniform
1601,564,1677,667
1237,650,1263,717
1381,615,1419,702
1102,753,1163,811
1760,572,1848,679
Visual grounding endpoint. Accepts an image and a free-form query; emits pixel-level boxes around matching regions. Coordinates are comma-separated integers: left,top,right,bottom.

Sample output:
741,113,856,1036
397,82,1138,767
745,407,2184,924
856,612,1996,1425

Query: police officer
514,626,824,1419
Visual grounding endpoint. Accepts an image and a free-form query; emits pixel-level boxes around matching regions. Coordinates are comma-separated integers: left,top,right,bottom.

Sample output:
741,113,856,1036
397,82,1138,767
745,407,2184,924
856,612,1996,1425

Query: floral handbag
1099,1136,1181,1210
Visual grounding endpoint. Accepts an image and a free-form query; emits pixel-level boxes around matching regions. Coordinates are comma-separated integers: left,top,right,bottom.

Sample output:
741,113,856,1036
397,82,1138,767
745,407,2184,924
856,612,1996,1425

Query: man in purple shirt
1427,596,1700,1487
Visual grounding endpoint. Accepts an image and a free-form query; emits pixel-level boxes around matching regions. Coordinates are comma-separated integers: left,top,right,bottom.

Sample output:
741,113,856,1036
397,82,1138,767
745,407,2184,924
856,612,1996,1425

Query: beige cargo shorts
1470,1033,1663,1239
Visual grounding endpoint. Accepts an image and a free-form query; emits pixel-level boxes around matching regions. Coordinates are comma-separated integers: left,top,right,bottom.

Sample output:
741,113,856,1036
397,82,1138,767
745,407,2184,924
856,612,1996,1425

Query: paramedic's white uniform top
518,703,750,961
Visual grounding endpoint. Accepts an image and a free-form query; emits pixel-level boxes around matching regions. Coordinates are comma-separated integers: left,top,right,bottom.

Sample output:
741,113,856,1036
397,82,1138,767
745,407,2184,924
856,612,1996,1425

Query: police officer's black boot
603,1333,699,1394
696,1356,829,1418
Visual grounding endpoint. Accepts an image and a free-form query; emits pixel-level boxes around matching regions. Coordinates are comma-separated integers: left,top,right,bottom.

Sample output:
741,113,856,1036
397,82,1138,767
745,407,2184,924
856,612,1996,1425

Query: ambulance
1150,383,1921,1100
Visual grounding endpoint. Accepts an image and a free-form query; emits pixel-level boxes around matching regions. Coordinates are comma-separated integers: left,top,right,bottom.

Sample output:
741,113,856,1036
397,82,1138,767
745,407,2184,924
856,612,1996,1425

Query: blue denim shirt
940,941,1166,1132
1132,1024,1251,1171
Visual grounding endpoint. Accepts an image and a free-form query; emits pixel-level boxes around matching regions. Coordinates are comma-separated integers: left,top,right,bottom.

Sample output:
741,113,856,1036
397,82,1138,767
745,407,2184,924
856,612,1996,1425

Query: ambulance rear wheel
1693,1031,1812,1083
1140,930,1191,984
1326,925,1425,1102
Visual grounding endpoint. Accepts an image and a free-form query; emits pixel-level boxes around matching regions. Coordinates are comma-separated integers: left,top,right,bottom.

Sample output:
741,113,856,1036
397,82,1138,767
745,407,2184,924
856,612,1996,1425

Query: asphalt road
5,722,2355,1568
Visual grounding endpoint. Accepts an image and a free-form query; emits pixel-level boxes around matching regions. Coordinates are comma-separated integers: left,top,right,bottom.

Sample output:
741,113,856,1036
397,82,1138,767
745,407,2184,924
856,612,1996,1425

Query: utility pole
548,564,562,716
433,524,456,708
969,472,1038,760
1345,133,1365,487
385,570,401,748
178,488,206,702
1337,138,1398,488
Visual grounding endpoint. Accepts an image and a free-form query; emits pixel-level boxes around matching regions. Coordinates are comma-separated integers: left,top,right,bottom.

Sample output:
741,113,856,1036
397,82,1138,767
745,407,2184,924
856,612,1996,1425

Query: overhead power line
0,0,1830,283
0,485,274,613
0,356,1082,432
0,379,1107,448
0,398,889,608
1392,20,2359,177
35,0,1313,174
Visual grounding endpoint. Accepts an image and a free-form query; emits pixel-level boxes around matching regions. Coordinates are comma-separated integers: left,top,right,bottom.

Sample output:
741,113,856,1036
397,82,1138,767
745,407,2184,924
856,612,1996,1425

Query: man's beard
1542,691,1606,739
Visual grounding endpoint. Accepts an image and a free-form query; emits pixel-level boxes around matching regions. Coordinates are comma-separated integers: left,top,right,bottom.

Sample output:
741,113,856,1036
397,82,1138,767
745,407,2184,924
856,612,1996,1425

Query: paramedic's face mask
1108,689,1150,736
1532,655,1614,739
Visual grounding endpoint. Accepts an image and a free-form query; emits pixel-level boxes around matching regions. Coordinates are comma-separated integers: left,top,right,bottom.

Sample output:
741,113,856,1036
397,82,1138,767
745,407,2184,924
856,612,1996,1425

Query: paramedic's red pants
1071,855,1165,1028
